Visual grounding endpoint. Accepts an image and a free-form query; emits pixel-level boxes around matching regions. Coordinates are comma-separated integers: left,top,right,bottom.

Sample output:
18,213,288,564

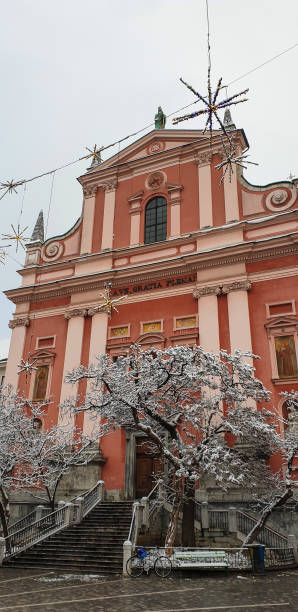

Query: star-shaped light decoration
0,247,10,265
17,358,38,384
172,70,249,148
2,223,30,252
93,282,127,319
215,137,258,185
0,179,25,200
85,144,103,167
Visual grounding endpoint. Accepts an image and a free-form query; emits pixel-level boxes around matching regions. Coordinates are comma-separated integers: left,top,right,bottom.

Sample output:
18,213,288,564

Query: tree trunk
243,488,293,547
165,480,182,556
182,480,195,546
0,502,10,553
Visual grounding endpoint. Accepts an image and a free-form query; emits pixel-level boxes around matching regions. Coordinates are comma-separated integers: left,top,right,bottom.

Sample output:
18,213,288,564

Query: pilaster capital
195,152,212,167
87,306,107,317
221,280,251,294
8,317,30,329
127,190,143,214
64,308,88,320
83,185,98,198
193,285,221,299
101,178,118,193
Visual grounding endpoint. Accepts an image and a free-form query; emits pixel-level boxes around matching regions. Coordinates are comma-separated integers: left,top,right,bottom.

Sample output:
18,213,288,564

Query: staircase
3,501,132,574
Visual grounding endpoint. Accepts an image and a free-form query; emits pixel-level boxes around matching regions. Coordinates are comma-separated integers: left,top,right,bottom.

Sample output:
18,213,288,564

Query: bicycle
126,547,172,578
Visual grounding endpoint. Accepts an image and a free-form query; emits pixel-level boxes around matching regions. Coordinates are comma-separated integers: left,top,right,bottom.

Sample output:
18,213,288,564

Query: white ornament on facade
41,241,64,262
64,308,88,320
145,171,166,191
193,286,221,298
265,187,296,212
221,281,251,294
8,317,30,329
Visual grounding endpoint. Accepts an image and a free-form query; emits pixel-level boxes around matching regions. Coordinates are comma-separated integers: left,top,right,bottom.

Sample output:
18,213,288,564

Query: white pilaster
80,187,98,254
193,286,221,353
101,179,117,251
223,165,240,223
196,153,213,228
223,281,252,355
58,308,87,426
5,317,30,389
84,310,108,435
168,184,183,238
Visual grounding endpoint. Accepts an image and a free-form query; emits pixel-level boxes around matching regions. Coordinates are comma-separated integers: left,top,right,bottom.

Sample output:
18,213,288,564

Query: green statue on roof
154,106,166,129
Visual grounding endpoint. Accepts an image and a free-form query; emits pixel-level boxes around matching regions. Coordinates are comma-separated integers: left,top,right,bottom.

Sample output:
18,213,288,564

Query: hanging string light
17,357,38,384
1,223,30,252
215,137,258,184
0,179,25,200
93,282,127,319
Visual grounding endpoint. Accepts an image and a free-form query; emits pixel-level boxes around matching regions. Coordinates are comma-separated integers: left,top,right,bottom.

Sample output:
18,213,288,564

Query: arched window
144,197,167,244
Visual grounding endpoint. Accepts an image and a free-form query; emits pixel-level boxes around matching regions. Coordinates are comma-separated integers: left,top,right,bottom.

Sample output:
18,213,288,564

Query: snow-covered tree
9,422,105,512
243,390,298,545
0,385,105,546
66,344,284,548
0,386,48,539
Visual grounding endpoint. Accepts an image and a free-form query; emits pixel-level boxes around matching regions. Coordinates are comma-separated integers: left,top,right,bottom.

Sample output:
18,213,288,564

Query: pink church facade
4,125,298,498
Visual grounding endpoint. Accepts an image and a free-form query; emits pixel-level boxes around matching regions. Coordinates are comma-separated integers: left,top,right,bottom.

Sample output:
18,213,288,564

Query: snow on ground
35,573,107,583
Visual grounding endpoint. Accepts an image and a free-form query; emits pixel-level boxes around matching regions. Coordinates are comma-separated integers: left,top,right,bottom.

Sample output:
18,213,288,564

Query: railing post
123,540,132,576
57,501,66,510
201,501,209,529
228,507,237,533
35,505,46,522
97,480,105,502
75,497,84,523
64,503,75,526
287,534,298,563
140,497,149,529
0,538,5,566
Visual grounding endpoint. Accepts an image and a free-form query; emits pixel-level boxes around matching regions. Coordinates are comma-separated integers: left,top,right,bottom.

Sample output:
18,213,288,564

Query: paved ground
0,568,296,611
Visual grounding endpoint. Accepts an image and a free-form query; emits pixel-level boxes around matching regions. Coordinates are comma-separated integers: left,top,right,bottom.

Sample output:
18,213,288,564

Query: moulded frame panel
265,300,296,318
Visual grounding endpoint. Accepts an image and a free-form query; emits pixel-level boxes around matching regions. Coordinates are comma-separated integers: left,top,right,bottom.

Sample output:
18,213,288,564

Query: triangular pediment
265,315,298,329
81,129,209,175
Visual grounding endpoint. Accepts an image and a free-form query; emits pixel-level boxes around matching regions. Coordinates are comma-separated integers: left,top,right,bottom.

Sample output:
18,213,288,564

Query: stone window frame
28,349,55,401
265,316,298,385
173,314,198,331
265,300,296,319
35,335,56,350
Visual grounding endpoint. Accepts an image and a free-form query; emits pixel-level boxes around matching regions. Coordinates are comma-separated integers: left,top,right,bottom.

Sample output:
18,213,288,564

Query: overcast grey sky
0,0,297,357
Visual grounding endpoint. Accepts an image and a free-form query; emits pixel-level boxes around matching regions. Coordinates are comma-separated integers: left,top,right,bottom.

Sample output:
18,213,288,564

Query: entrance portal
135,439,162,498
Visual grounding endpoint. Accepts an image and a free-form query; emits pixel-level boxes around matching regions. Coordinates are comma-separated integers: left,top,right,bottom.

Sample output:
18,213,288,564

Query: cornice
6,232,298,305
18,208,298,279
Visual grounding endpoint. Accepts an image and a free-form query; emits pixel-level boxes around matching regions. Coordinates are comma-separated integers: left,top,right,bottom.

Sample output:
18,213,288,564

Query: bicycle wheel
154,555,172,577
126,555,144,577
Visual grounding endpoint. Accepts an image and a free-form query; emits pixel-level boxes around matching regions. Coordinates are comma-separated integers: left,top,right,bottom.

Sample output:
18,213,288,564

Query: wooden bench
172,550,228,571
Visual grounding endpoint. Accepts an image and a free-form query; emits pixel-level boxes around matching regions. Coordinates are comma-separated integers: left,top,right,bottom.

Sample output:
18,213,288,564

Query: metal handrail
127,504,137,545
5,504,68,558
4,480,105,559
236,509,288,548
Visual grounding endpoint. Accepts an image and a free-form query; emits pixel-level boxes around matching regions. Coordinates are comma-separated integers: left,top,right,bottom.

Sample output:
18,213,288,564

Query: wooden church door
135,439,163,498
